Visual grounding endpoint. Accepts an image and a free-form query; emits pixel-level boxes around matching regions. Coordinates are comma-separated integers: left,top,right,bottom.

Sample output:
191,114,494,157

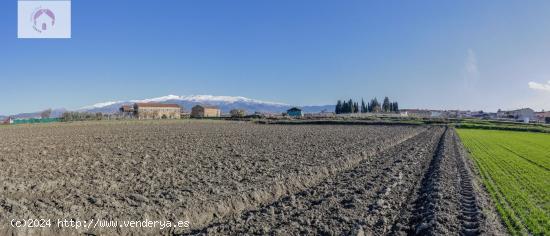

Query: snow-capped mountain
0,95,334,119
78,95,334,114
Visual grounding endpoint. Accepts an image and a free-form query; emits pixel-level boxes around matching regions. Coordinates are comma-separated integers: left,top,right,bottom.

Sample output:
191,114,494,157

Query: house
470,111,490,119
119,105,135,117
286,107,303,117
1,117,12,125
430,111,444,118
497,108,535,123
191,105,221,118
119,105,134,113
535,111,550,123
134,103,181,119
456,110,472,118
400,109,431,118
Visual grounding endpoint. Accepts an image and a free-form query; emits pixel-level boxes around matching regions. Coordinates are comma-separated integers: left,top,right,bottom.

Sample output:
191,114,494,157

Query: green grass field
457,129,550,235
455,119,550,133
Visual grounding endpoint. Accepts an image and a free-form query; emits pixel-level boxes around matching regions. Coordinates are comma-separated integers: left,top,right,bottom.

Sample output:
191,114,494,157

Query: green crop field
457,129,550,235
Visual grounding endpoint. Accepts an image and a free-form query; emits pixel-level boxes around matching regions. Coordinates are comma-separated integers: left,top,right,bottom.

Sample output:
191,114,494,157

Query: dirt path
391,129,506,236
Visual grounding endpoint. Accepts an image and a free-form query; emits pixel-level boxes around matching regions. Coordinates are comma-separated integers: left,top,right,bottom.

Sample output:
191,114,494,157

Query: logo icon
32,7,56,33
18,0,71,39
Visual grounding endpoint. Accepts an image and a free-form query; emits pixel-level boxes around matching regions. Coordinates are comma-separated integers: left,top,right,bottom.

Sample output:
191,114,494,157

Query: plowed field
0,121,505,235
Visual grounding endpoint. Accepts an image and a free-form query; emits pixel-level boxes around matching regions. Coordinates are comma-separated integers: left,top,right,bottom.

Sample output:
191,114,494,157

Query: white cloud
528,81,550,92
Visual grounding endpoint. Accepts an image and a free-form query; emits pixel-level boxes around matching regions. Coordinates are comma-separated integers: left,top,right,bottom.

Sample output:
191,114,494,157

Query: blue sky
1,0,550,115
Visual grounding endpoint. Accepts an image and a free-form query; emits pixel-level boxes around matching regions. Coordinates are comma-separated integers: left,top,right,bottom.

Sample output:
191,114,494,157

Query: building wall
497,109,535,122
203,108,221,117
406,111,431,118
191,106,220,118
191,106,203,118
287,110,302,117
136,107,181,119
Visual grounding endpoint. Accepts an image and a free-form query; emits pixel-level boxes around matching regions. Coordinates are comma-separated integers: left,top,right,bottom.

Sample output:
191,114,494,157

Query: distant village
332,97,550,124
2,101,550,125
400,108,550,124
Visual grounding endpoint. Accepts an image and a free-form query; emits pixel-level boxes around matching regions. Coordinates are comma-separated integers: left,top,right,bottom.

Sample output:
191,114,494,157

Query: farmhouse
430,111,445,118
119,105,134,113
497,108,535,123
535,111,550,123
287,107,303,117
133,103,182,119
1,117,12,125
191,105,221,118
119,105,135,118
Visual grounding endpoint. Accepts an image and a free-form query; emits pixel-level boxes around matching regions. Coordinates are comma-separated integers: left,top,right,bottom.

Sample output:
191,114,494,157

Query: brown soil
0,121,506,235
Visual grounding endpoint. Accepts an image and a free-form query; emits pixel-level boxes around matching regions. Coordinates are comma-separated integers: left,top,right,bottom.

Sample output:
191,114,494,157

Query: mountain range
1,95,335,119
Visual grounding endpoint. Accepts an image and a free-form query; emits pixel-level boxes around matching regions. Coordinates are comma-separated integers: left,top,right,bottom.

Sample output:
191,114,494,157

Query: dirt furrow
185,127,445,235
452,131,483,236
391,128,492,236
392,127,454,235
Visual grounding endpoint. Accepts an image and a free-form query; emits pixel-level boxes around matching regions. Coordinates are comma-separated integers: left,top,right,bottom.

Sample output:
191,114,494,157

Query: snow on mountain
129,95,289,106
1,95,334,118
78,95,332,114
79,101,124,111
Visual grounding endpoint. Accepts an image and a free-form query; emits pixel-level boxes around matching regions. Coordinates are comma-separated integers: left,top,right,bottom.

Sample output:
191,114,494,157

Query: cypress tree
335,100,342,114
343,100,349,114
383,97,391,112
342,100,346,114
368,99,373,112
393,102,399,113
376,98,381,112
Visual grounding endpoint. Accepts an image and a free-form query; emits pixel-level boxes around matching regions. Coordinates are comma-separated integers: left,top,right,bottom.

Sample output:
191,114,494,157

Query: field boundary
452,129,507,235
255,119,426,126
454,123,550,134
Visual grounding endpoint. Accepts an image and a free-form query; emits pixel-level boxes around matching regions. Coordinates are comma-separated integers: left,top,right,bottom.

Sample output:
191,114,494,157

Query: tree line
62,112,105,121
335,97,399,114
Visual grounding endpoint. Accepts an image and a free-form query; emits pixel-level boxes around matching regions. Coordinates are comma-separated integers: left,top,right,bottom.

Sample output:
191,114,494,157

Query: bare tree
41,109,52,119
230,109,246,118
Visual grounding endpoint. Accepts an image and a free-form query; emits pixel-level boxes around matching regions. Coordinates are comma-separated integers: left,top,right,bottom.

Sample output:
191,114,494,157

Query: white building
497,108,535,123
